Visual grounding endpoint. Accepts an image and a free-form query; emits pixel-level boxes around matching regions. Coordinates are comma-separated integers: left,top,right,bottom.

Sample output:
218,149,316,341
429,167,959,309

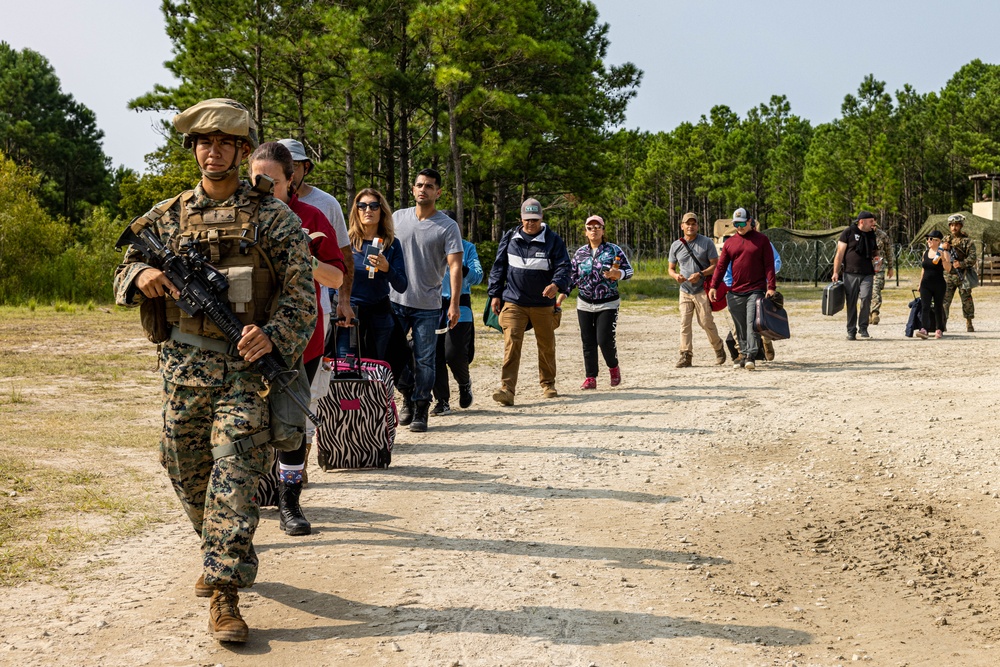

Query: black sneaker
458,383,473,409
846,333,857,341
858,330,870,339
431,400,451,416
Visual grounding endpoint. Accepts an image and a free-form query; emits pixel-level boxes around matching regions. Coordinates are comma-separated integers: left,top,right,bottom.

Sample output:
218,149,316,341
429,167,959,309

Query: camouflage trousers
870,270,886,315
161,375,273,589
943,273,974,321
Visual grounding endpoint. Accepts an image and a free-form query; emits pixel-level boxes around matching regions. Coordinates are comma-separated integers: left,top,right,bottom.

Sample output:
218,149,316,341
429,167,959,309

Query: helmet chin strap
196,139,246,182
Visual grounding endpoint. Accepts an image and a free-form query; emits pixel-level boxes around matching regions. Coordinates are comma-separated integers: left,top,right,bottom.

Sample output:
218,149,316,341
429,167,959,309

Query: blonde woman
336,188,408,360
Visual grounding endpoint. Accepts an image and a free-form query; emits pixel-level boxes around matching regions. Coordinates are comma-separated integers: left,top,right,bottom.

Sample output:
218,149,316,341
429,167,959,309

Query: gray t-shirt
390,207,463,310
668,234,718,294
298,186,349,248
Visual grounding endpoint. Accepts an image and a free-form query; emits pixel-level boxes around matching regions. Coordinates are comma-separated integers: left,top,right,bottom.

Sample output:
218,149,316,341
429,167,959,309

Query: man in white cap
708,207,775,370
277,138,354,333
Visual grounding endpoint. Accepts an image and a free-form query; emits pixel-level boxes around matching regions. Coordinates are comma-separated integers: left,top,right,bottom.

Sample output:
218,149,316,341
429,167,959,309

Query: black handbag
754,293,790,341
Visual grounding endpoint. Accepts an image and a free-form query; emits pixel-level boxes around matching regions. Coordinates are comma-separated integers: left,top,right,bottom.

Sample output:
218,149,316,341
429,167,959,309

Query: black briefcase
754,294,790,341
822,281,845,316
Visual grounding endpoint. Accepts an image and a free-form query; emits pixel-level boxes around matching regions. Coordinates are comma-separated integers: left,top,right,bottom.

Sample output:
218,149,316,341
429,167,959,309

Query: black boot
399,392,414,426
409,400,430,432
278,482,311,536
458,383,473,409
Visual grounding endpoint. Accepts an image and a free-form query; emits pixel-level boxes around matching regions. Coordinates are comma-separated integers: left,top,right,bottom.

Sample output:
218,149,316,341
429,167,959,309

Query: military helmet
174,98,259,150
947,213,965,226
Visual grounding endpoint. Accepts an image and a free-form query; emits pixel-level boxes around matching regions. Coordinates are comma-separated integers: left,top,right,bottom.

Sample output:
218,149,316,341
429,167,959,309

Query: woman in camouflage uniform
114,99,316,643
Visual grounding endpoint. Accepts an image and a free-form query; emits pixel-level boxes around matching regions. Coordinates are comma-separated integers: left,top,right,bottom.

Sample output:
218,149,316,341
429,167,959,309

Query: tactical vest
162,189,278,340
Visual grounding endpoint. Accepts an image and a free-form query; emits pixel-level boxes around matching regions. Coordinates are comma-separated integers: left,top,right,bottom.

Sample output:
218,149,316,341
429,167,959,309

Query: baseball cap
947,213,965,225
521,198,543,221
585,215,605,227
277,138,310,162
856,210,876,222
926,230,944,239
681,212,698,224
732,208,748,223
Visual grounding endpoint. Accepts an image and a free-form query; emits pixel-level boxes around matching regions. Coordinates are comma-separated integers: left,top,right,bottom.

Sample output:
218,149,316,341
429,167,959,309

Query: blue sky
4,0,1000,172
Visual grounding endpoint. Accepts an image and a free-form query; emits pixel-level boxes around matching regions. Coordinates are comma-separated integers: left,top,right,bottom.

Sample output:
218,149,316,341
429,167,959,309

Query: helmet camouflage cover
174,98,259,150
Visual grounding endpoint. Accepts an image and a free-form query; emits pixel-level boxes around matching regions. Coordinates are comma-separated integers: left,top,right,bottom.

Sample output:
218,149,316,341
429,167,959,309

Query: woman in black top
916,230,952,339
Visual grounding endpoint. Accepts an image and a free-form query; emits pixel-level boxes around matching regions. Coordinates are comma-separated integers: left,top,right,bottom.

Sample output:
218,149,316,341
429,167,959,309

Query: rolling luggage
754,293,790,341
822,281,845,316
905,291,922,337
315,327,397,470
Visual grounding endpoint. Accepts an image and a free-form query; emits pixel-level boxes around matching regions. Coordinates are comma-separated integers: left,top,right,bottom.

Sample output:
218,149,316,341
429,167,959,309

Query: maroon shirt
289,195,346,362
710,230,776,293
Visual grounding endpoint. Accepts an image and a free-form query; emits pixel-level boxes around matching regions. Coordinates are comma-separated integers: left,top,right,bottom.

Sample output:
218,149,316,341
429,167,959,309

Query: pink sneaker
609,366,622,387
935,330,943,339
581,377,597,390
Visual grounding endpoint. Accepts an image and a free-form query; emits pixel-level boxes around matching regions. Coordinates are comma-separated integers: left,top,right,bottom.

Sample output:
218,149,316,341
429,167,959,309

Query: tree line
4,8,1000,302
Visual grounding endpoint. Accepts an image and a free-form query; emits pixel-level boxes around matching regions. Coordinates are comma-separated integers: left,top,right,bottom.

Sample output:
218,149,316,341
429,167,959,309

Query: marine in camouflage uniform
113,99,315,643
942,214,977,331
868,222,895,325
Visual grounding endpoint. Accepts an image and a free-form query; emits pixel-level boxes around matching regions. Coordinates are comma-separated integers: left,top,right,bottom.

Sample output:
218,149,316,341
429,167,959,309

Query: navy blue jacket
488,224,572,307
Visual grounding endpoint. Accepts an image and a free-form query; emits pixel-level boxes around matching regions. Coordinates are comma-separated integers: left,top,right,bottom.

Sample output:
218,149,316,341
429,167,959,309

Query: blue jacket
441,239,483,323
488,224,571,308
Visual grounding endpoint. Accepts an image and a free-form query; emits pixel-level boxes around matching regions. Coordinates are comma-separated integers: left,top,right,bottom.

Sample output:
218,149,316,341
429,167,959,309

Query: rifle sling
170,328,238,357
212,429,272,460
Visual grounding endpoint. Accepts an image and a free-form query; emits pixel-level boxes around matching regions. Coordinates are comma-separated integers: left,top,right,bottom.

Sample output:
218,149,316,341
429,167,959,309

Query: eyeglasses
356,201,381,211
585,225,603,230
733,221,747,228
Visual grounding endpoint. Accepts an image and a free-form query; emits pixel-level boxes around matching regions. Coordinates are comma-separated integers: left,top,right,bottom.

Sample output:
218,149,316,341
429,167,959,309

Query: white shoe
744,360,756,371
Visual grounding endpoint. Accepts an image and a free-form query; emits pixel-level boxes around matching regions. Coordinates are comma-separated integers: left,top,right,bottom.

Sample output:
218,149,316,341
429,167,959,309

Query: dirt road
2,288,999,666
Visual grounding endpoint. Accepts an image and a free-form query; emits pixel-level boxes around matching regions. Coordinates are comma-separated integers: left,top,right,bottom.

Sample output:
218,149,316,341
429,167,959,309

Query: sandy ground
3,286,1000,667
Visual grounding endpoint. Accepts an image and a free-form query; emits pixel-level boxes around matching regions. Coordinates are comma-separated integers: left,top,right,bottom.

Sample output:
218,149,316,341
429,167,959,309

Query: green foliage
0,152,122,304
0,42,111,221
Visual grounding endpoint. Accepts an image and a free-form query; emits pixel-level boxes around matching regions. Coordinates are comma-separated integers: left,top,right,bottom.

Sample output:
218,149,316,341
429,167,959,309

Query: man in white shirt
278,138,354,334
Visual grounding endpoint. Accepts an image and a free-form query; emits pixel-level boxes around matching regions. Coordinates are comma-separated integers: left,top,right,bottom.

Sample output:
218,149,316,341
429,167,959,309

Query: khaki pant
498,303,557,394
679,290,723,354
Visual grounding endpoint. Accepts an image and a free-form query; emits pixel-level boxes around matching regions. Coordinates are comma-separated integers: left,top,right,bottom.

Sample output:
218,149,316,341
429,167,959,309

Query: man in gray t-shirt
667,212,725,367
389,168,464,433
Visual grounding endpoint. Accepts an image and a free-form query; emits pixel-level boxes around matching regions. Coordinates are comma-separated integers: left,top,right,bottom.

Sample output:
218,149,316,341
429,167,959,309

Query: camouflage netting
762,226,849,282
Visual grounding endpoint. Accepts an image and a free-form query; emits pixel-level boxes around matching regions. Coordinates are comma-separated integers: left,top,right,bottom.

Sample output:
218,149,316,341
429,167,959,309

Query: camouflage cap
174,98,258,149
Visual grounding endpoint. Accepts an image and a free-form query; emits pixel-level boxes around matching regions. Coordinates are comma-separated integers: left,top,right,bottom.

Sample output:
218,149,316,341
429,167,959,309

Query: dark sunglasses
356,201,381,211
733,221,747,228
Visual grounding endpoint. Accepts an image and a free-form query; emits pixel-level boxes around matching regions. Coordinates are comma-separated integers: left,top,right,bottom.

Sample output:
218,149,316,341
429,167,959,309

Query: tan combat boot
967,318,975,332
195,574,214,598
870,311,880,325
209,585,249,643
676,351,692,368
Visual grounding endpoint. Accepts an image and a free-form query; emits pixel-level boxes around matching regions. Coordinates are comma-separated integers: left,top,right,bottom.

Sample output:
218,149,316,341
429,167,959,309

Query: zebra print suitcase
315,358,398,470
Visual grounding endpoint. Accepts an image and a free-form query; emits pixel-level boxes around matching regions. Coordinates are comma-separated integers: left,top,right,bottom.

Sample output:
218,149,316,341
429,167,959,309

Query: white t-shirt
298,186,349,248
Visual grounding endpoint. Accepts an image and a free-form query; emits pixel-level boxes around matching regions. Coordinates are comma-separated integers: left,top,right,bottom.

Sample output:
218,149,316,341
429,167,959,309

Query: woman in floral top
562,215,634,389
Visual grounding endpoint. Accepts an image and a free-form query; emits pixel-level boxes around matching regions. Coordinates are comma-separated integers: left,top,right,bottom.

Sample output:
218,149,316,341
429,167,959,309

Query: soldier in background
114,99,316,643
941,213,977,332
868,219,895,326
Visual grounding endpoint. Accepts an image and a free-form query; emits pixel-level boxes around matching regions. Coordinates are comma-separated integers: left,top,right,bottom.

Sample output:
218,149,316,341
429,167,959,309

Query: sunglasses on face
733,221,747,228
585,224,603,230
356,201,381,211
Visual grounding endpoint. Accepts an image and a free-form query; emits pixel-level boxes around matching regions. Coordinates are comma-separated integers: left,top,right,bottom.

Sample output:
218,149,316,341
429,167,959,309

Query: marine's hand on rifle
237,325,274,363
136,268,180,300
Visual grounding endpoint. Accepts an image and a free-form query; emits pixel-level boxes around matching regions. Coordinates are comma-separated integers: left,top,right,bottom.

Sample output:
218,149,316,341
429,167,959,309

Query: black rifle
116,221,321,426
